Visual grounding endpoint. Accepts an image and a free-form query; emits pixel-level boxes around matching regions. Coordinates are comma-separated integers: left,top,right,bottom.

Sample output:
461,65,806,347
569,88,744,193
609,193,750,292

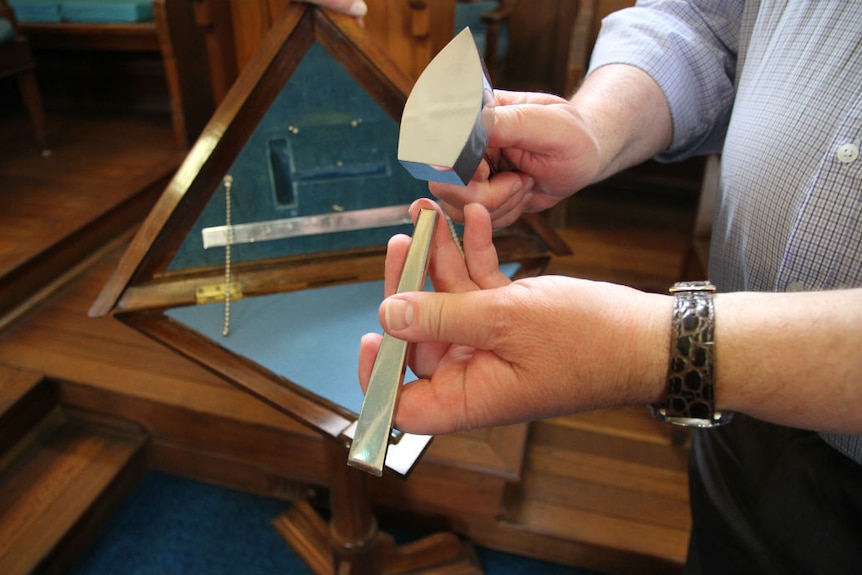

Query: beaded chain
222,175,233,336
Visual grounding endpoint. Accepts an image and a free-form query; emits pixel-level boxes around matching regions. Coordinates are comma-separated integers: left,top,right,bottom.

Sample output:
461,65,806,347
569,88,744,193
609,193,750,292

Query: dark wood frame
19,0,214,148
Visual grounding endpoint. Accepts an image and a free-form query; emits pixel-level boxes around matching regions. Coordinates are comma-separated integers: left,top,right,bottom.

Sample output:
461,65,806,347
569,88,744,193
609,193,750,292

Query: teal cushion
60,0,153,23
8,0,62,23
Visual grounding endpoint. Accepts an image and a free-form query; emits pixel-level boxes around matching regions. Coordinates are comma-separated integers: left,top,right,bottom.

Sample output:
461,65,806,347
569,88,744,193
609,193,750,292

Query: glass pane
169,42,428,271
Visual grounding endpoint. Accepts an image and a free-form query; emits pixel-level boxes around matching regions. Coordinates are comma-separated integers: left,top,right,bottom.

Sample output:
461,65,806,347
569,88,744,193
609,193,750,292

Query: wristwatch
649,281,734,428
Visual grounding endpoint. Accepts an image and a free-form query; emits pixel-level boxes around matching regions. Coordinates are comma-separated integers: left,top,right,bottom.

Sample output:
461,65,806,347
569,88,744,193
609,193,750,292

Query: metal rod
201,205,413,249
347,209,438,475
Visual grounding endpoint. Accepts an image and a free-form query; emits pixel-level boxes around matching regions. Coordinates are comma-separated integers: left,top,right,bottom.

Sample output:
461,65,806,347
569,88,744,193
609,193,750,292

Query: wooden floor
0,107,703,574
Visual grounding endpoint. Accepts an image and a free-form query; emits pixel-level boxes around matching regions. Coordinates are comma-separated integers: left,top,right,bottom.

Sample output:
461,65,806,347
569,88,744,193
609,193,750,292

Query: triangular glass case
90,5,569,477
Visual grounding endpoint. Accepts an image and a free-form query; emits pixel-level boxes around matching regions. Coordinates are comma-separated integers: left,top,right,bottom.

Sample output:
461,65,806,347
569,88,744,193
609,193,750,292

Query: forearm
714,288,862,434
571,64,673,183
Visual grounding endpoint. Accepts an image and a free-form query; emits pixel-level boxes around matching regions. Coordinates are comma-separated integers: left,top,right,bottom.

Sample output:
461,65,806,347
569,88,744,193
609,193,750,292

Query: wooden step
0,365,56,457
501,409,691,569
0,370,149,575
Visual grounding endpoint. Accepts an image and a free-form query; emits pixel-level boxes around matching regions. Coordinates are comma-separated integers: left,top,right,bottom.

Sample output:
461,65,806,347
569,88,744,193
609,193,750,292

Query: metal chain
222,175,233,336
444,211,463,256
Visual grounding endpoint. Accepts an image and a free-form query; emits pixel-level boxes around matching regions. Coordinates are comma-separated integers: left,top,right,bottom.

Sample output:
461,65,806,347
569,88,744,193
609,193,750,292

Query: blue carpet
70,471,603,575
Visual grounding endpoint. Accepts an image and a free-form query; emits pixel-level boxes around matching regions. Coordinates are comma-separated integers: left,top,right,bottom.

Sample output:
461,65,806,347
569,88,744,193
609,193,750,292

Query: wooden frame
19,0,214,148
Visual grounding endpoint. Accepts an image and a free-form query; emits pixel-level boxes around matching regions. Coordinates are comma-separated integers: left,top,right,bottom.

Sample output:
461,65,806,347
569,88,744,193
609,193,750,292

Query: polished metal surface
398,27,494,185
347,209,437,475
201,204,412,248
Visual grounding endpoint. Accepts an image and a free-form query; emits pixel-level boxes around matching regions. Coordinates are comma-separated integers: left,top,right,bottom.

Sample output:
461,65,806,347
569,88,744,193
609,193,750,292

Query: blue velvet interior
168,42,430,272
167,280,391,414
61,0,153,23
166,264,518,415
9,0,61,22
9,0,153,23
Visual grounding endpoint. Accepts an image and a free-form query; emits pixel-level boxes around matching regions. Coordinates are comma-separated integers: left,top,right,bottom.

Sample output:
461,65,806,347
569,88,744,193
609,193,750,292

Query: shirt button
836,143,858,163
786,281,806,292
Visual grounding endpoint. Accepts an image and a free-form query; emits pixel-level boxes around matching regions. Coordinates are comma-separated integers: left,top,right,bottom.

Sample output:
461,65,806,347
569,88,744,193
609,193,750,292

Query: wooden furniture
0,105,694,573
189,0,457,110
455,0,516,84
88,6,568,573
18,0,213,148
0,0,48,153
498,0,579,94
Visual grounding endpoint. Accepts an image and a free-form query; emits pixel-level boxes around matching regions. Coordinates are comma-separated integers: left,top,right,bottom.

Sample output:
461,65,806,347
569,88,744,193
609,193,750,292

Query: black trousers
684,415,862,575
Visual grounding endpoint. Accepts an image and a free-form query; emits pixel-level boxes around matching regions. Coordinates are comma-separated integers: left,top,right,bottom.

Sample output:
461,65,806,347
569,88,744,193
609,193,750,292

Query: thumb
379,291,499,349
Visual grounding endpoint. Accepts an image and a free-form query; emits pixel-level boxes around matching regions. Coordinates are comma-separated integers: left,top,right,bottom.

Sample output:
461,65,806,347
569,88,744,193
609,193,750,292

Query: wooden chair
0,0,49,153
455,0,515,84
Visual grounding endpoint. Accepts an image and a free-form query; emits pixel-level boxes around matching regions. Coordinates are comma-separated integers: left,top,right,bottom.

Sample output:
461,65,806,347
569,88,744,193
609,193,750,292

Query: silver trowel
398,27,495,186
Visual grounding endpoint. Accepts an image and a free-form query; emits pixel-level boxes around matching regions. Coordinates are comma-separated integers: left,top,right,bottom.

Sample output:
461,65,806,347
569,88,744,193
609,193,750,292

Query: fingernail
384,298,413,330
349,1,368,17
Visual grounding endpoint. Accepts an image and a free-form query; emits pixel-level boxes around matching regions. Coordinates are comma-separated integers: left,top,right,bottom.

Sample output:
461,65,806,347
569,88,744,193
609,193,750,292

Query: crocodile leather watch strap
649,281,734,427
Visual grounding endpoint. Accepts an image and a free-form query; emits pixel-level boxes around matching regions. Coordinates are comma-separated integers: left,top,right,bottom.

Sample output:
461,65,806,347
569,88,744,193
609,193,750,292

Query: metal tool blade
201,204,412,249
347,208,437,475
398,28,495,185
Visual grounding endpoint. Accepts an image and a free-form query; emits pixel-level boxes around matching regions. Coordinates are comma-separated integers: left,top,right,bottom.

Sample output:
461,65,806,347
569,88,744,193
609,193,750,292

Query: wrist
618,291,673,407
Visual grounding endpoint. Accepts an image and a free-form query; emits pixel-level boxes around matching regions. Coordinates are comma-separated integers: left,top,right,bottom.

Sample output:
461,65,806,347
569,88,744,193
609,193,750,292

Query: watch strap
649,281,733,427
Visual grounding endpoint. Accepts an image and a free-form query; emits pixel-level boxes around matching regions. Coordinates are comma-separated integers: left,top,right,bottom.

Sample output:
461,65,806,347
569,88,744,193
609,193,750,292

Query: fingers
384,234,410,297
357,332,381,394
408,200,472,294
493,89,570,107
461,203,511,289
430,171,534,229
401,199,511,292
379,289,500,354
304,0,367,16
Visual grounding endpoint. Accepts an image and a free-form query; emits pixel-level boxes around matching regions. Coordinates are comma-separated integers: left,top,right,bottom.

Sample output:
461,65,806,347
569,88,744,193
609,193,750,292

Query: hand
358,199,669,436
299,0,367,17
428,90,604,229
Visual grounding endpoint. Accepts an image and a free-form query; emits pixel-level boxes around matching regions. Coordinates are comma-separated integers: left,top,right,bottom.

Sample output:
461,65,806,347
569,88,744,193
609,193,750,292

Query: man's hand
301,0,367,17
357,198,670,436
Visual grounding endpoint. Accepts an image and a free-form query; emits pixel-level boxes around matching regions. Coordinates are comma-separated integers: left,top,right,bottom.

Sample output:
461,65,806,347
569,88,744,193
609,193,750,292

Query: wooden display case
89,5,569,573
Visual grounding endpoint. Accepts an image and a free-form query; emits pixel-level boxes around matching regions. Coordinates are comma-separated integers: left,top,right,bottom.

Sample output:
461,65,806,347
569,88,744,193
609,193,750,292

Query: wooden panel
20,22,160,52
501,0,580,94
228,0,278,71
224,0,454,82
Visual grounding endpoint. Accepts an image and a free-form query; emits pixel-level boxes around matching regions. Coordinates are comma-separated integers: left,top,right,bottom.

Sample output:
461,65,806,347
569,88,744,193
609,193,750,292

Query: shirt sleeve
587,0,743,161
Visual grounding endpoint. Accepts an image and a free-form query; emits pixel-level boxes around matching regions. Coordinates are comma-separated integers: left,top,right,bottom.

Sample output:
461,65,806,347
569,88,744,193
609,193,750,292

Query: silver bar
201,204,412,249
347,209,437,476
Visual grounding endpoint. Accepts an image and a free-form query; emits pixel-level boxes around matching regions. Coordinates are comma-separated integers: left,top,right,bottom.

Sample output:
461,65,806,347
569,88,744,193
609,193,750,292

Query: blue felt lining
166,264,519,415
9,0,62,23
167,42,430,272
61,0,153,23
